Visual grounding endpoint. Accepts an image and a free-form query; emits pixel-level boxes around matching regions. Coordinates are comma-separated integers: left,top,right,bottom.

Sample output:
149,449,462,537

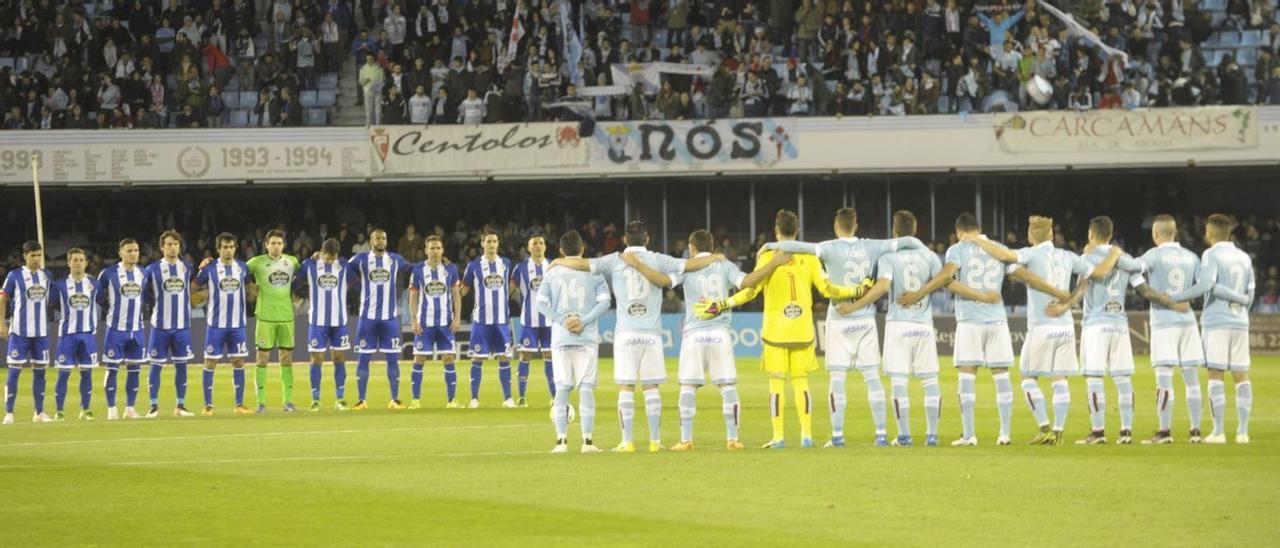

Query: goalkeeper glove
850,278,875,299
693,299,730,320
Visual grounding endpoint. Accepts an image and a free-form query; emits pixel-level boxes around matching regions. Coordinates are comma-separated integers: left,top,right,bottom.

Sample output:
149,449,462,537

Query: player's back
1201,242,1254,330
1138,243,1199,327
592,249,682,334
680,258,745,333
1018,243,1084,328
816,238,894,321
1082,245,1142,327
882,248,941,324
543,267,609,346
945,241,1007,323
756,249,823,345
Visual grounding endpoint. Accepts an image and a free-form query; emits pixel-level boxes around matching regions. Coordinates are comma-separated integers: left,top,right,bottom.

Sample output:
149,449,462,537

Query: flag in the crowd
499,7,526,69
560,0,584,86
1040,0,1128,63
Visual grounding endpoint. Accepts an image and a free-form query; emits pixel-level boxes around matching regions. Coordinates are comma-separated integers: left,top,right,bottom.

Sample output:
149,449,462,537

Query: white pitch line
0,423,531,449
0,450,551,470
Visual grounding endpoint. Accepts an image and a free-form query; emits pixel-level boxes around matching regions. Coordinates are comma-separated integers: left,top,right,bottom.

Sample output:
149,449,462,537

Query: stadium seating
221,91,240,110
317,90,338,108
239,91,259,109
318,73,339,90
299,91,320,108
226,109,250,127
304,108,328,126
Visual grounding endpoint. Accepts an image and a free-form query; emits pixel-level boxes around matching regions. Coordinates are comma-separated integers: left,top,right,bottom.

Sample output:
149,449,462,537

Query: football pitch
2,356,1277,546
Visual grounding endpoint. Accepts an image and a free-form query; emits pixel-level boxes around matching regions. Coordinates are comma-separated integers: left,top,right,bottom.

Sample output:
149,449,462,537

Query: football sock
643,388,662,443
384,355,399,401
356,355,371,402
232,367,246,406
281,364,295,404
1182,366,1203,432
125,365,140,407
31,367,46,414
411,363,424,400
1022,378,1048,428
469,360,483,400
1208,379,1226,434
443,363,457,401
333,360,347,400
922,376,941,436
1236,381,1252,436
1051,379,1071,431
498,361,512,400
721,384,740,441
173,363,188,405
769,376,786,441
54,369,70,412
1087,377,1107,432
1155,368,1175,432
544,360,555,397
678,385,696,443
255,364,268,405
891,378,910,437
958,372,976,439
861,368,886,436
103,367,118,408
4,367,18,413
618,389,636,444
148,364,162,405
552,384,571,439
993,371,1013,438
309,364,322,401
202,367,215,407
1115,375,1134,431
517,360,529,399
579,385,596,440
828,370,847,439
78,368,92,410
793,376,813,441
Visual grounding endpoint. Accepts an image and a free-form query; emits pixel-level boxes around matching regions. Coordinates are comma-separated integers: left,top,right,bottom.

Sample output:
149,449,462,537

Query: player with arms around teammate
143,230,198,418
535,231,613,453
349,228,412,409
699,210,867,449
246,229,302,412
98,238,149,420
1168,214,1255,444
300,238,353,411
1,241,54,424
194,234,251,416
761,207,926,447
511,232,553,407
838,211,965,446
408,235,462,408
1136,215,1208,444
51,248,100,421
903,213,1019,446
460,229,515,408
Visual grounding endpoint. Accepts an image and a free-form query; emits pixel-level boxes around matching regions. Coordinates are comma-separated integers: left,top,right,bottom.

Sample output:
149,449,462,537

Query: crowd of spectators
2,0,1279,130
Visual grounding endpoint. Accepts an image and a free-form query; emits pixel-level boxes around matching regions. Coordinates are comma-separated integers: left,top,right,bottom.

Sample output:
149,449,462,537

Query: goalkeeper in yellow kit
696,210,871,448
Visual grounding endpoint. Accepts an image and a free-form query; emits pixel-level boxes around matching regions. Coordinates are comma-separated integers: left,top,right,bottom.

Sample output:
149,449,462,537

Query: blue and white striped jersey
144,259,194,330
1081,245,1145,327
301,258,349,328
768,236,924,322
197,259,249,329
1136,242,1200,328
1013,242,1092,329
1171,241,1254,331
348,251,410,321
535,266,612,347
463,255,511,326
3,267,51,337
54,274,97,336
511,258,550,328
589,246,686,334
97,264,146,332
678,256,746,333
410,261,460,328
879,248,942,324
944,241,1009,323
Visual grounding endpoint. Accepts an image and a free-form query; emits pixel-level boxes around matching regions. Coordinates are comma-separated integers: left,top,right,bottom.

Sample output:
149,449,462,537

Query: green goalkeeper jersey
247,253,301,322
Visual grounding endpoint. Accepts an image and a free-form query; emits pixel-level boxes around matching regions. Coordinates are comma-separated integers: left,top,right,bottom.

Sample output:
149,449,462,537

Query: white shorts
1019,324,1080,378
678,328,737,386
551,345,599,389
1081,324,1135,377
612,331,666,385
1203,328,1250,372
825,318,880,371
882,322,939,378
1149,324,1205,368
953,321,1015,368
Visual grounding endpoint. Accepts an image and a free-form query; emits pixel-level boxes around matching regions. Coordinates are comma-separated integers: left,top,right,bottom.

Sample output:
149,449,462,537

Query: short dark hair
834,208,857,233
1089,216,1114,240
320,238,341,256
775,209,799,238
67,247,86,259
892,210,917,237
216,232,237,247
370,227,387,237
481,228,500,240
527,232,546,245
1206,213,1235,239
954,213,979,233
118,237,138,249
688,229,714,253
21,240,42,254
264,229,286,243
424,234,443,246
559,230,584,256
159,229,183,246
624,221,649,247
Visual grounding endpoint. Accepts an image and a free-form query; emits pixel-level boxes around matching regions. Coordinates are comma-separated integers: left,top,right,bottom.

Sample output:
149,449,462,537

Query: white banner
369,123,590,175
610,62,715,94
0,129,369,184
589,118,799,168
994,106,1259,153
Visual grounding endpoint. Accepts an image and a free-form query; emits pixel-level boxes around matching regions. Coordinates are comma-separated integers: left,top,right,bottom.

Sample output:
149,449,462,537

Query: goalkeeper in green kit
247,230,302,412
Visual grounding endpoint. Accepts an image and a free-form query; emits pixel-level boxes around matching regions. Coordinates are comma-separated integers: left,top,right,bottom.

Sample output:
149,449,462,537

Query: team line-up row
0,210,1257,453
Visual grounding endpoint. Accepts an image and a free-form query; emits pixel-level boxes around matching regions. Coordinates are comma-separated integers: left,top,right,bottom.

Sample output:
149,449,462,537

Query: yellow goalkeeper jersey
728,249,859,346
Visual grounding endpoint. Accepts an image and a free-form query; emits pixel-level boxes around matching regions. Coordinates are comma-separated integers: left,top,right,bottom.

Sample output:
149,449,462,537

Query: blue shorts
469,324,511,359
55,333,98,368
205,326,249,359
414,326,456,357
308,325,351,353
355,318,401,354
148,328,194,364
517,326,552,353
6,334,50,365
103,329,146,365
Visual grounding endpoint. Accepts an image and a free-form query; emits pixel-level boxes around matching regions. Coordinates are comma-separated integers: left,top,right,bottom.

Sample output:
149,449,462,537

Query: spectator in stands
409,84,432,124
278,86,302,127
358,53,383,125
380,85,407,124
204,85,227,127
458,88,484,125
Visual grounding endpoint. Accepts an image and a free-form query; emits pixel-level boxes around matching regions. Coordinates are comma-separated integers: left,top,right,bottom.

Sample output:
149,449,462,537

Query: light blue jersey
878,248,942,324
535,266,612,347
944,241,1009,323
1081,245,1145,327
1170,241,1254,331
768,236,924,321
1136,242,1200,328
589,246,685,335
1013,242,1092,328
678,255,747,333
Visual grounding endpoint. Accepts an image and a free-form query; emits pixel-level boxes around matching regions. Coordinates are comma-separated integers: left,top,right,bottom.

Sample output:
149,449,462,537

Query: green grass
1,356,1278,546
